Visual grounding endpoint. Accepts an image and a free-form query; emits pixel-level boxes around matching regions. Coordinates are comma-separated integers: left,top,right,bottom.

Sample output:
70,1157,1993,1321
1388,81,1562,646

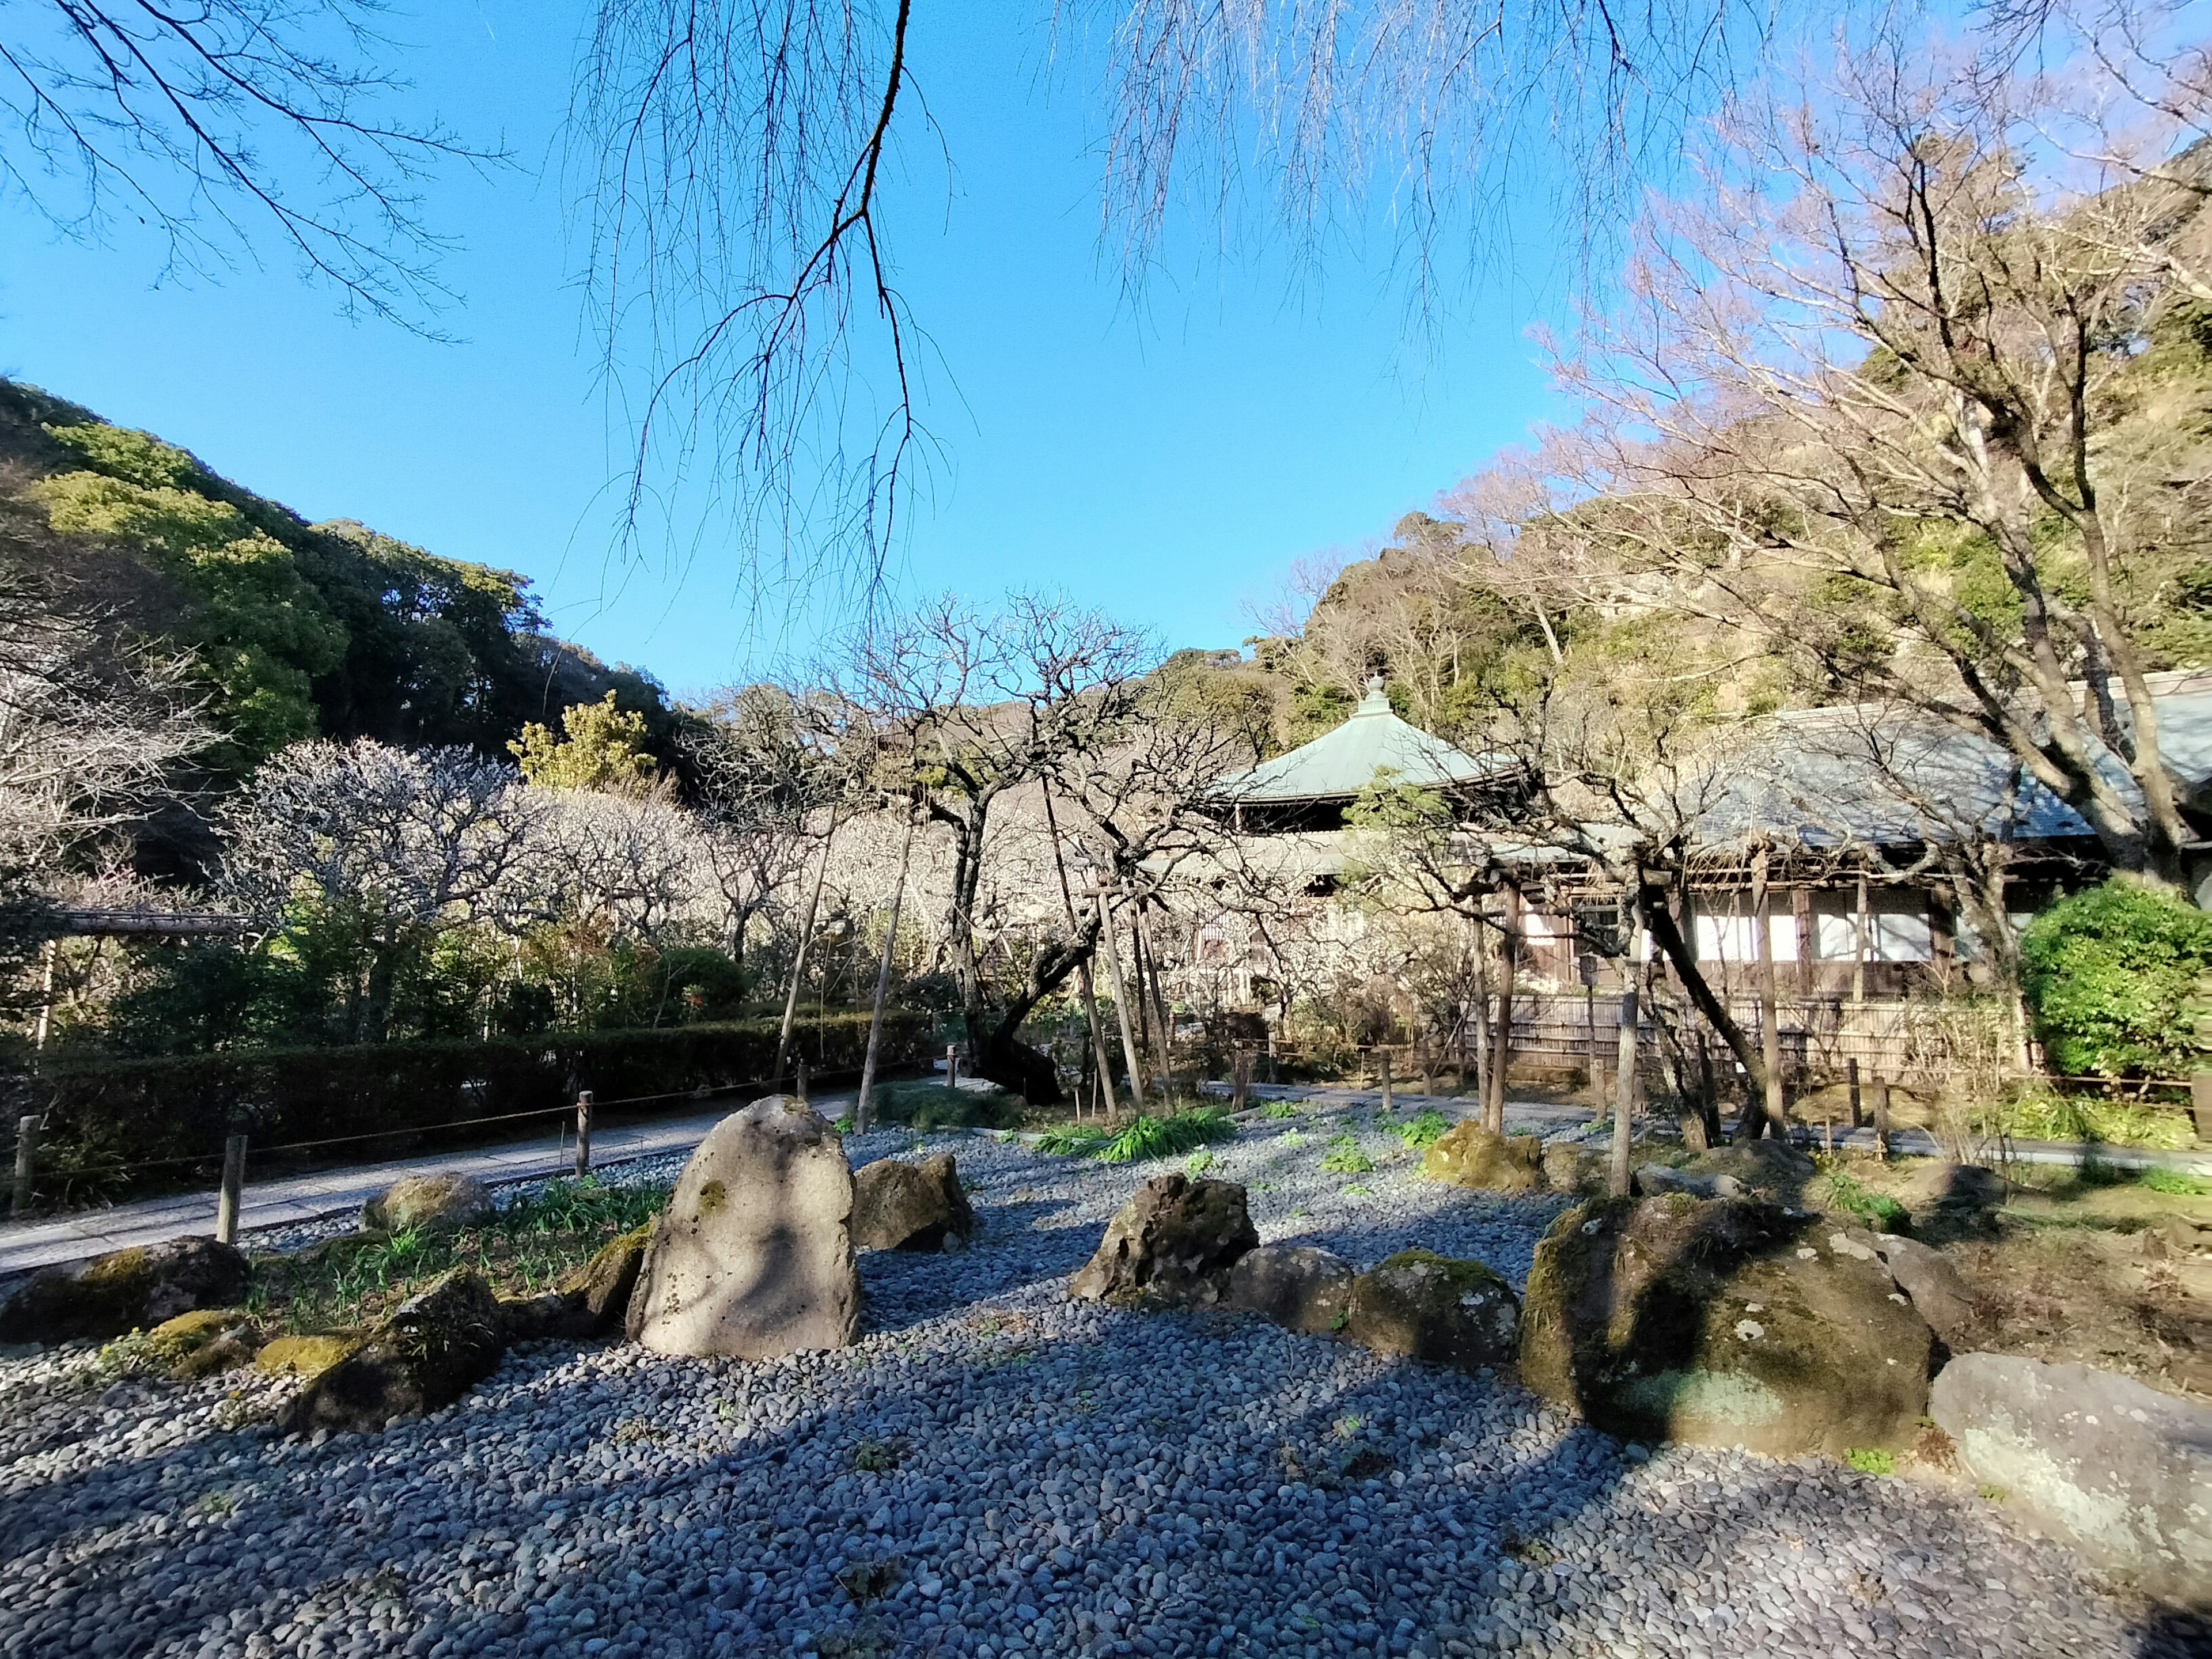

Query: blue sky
0,2,1569,699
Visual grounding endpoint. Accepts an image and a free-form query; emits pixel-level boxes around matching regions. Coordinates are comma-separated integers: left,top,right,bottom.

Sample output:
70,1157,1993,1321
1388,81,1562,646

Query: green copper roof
1214,679,1514,803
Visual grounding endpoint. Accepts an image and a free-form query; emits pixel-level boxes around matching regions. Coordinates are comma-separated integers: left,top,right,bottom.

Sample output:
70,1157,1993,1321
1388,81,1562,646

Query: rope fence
3,1058,870,1230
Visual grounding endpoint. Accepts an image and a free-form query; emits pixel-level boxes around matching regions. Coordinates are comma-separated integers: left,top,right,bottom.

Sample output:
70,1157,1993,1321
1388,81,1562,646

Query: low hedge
25,1010,931,1206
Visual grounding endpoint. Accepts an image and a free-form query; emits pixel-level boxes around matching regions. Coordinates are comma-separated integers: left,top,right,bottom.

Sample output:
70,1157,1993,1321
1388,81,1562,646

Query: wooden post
1610,986,1638,1197
1791,887,1813,999
795,1058,809,1106
945,1044,960,1092
1852,869,1870,1007
11,1113,37,1215
1752,843,1786,1138
2192,1073,2212,1147
1418,1031,1434,1097
1870,1074,1892,1161
215,1134,247,1245
1379,1048,1393,1114
1232,1048,1252,1113
574,1090,594,1177
1848,1058,1863,1131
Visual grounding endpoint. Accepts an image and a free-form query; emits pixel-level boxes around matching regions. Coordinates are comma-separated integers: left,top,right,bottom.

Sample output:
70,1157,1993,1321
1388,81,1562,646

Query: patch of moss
1377,1248,1510,1296
695,1179,728,1219
254,1334,361,1378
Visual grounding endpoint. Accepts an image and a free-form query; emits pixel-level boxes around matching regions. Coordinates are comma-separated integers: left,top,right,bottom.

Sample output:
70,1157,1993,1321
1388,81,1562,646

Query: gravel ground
0,1104,2192,1659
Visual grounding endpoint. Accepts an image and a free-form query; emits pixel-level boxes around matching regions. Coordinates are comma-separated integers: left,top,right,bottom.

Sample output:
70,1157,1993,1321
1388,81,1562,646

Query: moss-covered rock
146,1306,263,1379
1068,1174,1258,1310
0,1237,249,1345
559,1221,656,1327
278,1269,505,1434
1347,1249,1520,1373
255,1334,362,1378
1520,1195,1932,1458
1422,1123,1546,1192
1541,1143,1608,1196
362,1173,494,1235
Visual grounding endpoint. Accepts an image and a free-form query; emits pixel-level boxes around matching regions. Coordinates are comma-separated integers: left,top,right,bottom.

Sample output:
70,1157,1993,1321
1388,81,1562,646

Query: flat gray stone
1930,1352,2211,1604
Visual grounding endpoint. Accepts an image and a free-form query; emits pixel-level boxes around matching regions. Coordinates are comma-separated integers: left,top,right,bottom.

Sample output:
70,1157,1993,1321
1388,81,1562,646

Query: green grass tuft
1814,1163,1910,1233
2139,1165,2210,1196
1844,1448,1896,1475
1184,1150,1217,1176
1096,1109,1237,1164
1263,1101,1300,1119
1396,1110,1452,1149
1319,1133,1374,1175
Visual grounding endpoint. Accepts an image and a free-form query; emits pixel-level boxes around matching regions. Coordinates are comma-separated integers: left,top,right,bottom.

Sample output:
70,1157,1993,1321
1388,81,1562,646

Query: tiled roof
1213,679,1517,803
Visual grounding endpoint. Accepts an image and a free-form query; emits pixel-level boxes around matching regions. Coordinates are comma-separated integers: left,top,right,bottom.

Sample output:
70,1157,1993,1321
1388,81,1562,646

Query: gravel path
0,1105,2188,1659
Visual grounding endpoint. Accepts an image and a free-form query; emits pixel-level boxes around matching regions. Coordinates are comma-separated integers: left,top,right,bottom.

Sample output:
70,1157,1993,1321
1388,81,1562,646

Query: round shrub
2018,876,2212,1078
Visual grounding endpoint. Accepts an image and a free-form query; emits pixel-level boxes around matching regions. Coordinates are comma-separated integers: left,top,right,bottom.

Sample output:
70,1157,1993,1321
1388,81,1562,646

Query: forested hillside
0,380,683,786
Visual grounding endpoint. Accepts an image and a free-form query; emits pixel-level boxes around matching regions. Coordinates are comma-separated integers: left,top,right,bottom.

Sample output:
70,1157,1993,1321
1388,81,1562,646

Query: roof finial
1358,675,1389,713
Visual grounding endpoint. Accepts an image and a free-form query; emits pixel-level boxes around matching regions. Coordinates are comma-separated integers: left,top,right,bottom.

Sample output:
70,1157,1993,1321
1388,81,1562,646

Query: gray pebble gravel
1,1104,2192,1658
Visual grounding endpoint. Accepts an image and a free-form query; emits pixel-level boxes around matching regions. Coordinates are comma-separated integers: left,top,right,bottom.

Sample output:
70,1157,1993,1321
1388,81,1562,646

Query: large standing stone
1228,1244,1354,1334
0,1237,248,1345
850,1153,979,1251
1068,1174,1258,1309
1422,1123,1545,1192
1931,1354,2212,1604
279,1268,505,1434
1520,1195,1933,1457
628,1097,859,1359
1347,1250,1520,1372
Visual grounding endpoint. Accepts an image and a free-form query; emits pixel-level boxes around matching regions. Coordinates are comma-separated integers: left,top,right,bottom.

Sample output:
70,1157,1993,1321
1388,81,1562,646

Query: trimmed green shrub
2020,877,2212,1078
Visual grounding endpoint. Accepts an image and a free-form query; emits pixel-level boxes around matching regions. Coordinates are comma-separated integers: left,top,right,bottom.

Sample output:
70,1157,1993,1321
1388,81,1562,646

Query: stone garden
1,1094,2202,1659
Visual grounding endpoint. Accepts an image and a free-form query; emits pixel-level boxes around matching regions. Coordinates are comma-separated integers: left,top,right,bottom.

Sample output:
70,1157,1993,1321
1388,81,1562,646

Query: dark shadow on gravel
858,1198,1097,1334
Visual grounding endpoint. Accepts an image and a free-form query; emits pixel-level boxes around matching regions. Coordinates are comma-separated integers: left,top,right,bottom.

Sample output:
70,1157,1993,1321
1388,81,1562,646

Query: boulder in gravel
1869,1233,1978,1346
362,1172,494,1235
279,1268,505,1434
1931,1354,2212,1604
629,1097,860,1359
850,1153,979,1251
1228,1244,1354,1335
1422,1123,1545,1192
1520,1195,1933,1458
1069,1173,1258,1310
0,1236,249,1345
1347,1250,1520,1373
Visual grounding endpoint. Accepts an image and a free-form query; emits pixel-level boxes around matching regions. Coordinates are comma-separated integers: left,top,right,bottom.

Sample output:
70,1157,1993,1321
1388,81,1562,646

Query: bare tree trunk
1095,889,1147,1114
1484,884,1521,1132
1752,844,1787,1139
1641,887,1772,1108
1043,785,1113,1123
1611,982,1639,1198
855,809,915,1133
1133,903,1173,1101
777,809,843,1082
